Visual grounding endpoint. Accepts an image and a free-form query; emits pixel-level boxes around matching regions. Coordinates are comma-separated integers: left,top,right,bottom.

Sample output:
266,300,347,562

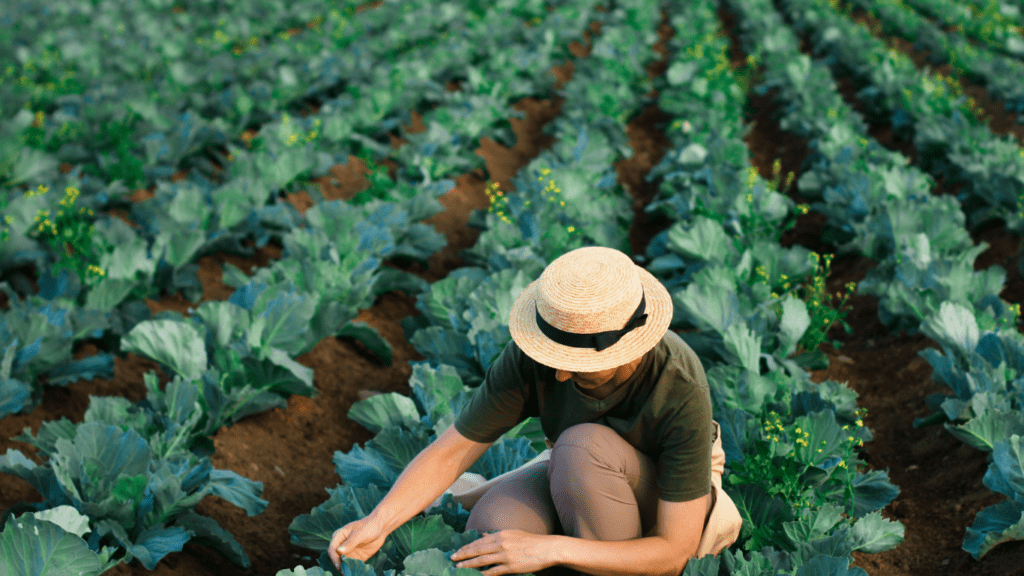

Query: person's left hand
450,529,560,575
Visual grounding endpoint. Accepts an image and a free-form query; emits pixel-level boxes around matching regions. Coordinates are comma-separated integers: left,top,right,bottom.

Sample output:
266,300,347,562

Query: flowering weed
759,251,855,354
27,185,106,288
728,407,868,517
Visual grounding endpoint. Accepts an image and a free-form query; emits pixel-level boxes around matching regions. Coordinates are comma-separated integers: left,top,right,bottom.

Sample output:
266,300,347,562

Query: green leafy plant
26,185,106,292
687,162,801,251
480,169,588,253
0,420,268,570
2,48,86,112
741,162,798,242
0,506,124,575
89,110,147,189
733,53,765,100
348,149,407,206
761,251,855,354
728,408,868,515
21,109,87,154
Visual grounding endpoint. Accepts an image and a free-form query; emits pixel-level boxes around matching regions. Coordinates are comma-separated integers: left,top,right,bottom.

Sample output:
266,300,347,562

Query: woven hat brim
508,265,672,373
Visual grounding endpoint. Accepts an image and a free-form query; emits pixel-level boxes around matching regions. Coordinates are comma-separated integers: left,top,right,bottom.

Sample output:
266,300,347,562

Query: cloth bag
425,420,742,559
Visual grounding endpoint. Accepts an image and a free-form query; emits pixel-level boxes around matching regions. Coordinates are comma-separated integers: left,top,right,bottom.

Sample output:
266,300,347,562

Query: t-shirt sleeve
453,341,531,443
656,369,714,502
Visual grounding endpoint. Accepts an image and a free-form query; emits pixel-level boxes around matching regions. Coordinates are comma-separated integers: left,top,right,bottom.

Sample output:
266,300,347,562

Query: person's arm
552,493,710,576
366,423,495,534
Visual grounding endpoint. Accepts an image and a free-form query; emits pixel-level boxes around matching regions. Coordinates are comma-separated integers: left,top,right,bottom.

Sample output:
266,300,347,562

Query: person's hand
327,517,388,569
449,529,560,576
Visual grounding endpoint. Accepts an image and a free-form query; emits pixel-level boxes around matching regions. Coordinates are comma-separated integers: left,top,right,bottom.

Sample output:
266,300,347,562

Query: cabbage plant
0,420,268,569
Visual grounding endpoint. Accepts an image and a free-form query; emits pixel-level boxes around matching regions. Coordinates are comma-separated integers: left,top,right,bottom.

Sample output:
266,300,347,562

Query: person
328,246,741,575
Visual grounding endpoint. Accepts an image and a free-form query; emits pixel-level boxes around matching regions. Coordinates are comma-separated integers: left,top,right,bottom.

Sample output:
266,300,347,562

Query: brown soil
3,1,1024,575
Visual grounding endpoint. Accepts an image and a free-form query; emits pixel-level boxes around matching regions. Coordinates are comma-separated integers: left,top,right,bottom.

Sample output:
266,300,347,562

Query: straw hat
508,246,673,373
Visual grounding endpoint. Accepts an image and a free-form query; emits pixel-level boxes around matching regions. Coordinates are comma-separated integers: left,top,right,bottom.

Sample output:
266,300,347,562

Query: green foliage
25,185,105,293
0,506,124,575
759,251,855,354
76,109,147,190
1,421,268,569
727,408,868,515
1,48,87,113
20,111,87,155
794,252,855,353
348,151,402,206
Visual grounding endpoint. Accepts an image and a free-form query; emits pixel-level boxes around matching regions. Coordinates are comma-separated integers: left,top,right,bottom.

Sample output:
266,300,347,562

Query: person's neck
576,359,640,400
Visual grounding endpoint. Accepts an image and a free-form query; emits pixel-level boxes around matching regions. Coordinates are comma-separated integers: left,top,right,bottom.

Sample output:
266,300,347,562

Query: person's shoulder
655,331,706,383
659,330,696,359
494,338,542,374
504,338,531,364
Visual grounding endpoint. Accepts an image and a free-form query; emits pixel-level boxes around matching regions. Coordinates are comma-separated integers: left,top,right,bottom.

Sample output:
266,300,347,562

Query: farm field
4,0,1024,574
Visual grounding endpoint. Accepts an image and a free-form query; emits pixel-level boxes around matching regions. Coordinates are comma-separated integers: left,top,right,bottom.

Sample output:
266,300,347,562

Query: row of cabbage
728,0,1024,560
897,0,1024,58
0,0,596,572
0,0,577,418
777,0,1024,249
0,0,516,190
843,0,1024,121
960,0,1024,29
277,0,655,573
0,0,572,419
276,1,908,576
777,0,1024,557
625,0,907,573
0,0,404,416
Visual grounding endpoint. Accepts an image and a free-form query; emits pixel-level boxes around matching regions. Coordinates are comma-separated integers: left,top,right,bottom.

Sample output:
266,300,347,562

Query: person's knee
552,423,618,458
465,499,504,533
465,487,557,535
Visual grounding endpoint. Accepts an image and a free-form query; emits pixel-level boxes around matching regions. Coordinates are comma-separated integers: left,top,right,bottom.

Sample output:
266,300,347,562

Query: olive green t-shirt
454,330,713,502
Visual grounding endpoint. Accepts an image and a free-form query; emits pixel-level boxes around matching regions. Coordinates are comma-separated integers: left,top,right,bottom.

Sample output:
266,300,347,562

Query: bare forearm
552,535,685,576
367,444,464,534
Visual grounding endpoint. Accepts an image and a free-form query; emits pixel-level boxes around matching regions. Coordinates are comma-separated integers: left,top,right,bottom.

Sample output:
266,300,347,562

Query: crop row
0,0,586,570
898,0,1024,58
279,0,909,575
778,0,1024,242
846,0,1024,121
16,0,1020,572
729,0,1024,558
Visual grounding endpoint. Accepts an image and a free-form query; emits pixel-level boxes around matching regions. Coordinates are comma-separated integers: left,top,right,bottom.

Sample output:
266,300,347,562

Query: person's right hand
327,516,389,569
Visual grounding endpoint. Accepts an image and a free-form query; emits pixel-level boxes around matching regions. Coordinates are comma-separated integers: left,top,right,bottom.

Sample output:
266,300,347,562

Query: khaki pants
428,421,742,563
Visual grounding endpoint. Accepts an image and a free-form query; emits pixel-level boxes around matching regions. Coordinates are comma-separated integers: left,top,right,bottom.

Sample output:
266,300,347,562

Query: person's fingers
328,527,348,566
